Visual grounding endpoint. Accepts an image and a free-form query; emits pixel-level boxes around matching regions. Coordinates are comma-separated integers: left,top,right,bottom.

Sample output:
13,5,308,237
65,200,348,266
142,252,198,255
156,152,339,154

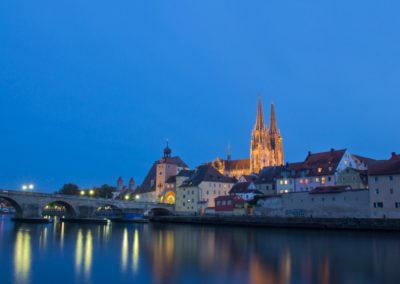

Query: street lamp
89,190,95,196
80,191,85,196
135,194,140,200
22,184,34,191
124,195,130,201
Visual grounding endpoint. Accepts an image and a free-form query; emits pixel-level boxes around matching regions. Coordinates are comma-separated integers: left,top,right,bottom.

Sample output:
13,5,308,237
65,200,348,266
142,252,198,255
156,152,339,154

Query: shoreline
150,215,400,232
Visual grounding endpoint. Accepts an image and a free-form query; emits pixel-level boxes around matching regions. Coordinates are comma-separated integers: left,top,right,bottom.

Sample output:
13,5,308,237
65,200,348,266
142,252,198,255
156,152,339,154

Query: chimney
330,148,335,153
391,152,398,160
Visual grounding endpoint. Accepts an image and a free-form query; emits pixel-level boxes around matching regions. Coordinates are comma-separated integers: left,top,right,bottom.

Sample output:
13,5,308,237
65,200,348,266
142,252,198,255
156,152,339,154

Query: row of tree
58,183,116,199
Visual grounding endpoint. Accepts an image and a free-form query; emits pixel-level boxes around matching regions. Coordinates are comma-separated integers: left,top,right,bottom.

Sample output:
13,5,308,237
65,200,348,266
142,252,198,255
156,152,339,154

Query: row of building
116,99,399,219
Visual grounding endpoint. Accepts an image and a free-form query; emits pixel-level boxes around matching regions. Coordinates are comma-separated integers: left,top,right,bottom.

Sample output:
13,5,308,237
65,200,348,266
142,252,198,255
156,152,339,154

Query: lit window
284,180,288,185
316,178,320,183
317,168,322,173
321,177,326,184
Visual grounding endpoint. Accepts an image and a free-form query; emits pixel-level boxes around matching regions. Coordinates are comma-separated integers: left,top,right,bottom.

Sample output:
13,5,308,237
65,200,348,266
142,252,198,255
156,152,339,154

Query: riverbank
150,215,400,231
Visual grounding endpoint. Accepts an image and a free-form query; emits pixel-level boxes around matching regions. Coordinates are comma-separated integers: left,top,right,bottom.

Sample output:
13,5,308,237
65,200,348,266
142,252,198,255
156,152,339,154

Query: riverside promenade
150,215,400,231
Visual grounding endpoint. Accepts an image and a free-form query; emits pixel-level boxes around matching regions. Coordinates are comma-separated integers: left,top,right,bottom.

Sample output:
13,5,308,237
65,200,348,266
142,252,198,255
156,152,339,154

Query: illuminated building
136,142,189,203
209,98,284,177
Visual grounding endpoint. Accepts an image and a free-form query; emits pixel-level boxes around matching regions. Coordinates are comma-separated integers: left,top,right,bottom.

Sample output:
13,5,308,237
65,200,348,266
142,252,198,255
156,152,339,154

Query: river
0,215,399,284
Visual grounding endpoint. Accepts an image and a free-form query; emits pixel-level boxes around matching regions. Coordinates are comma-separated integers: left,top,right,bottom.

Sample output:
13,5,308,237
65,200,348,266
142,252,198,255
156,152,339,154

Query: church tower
268,102,284,166
250,98,284,173
250,98,270,173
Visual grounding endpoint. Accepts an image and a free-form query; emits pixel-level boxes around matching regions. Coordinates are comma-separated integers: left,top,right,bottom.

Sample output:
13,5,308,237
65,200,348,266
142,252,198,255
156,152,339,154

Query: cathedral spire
269,101,279,134
255,97,266,130
227,143,231,161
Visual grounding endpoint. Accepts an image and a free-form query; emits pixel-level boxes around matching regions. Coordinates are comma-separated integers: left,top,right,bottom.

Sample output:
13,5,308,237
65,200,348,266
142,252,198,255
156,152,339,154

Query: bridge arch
0,195,23,217
42,200,77,218
147,207,173,216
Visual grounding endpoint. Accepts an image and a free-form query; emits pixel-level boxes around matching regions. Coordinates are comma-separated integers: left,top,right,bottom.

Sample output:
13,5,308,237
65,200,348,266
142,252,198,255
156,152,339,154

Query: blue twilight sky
0,1,399,191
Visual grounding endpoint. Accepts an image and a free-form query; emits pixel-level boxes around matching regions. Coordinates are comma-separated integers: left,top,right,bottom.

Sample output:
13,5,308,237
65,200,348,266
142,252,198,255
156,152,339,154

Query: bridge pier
21,203,42,218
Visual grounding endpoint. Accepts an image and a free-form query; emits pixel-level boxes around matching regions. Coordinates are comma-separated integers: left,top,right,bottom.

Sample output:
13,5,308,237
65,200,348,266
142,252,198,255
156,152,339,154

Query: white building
175,165,235,213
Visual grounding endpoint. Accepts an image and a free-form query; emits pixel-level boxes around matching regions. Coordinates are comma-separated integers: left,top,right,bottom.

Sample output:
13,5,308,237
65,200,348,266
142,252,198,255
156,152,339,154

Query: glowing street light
124,195,130,201
135,194,140,200
89,190,95,196
80,191,85,196
22,184,34,191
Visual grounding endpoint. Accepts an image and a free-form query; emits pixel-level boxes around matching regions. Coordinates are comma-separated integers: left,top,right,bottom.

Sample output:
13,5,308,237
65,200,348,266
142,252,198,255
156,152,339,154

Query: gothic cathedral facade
250,98,284,173
209,97,284,177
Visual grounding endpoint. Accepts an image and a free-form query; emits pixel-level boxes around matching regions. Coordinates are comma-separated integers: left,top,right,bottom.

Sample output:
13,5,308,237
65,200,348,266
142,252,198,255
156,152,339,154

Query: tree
59,183,80,196
94,184,115,199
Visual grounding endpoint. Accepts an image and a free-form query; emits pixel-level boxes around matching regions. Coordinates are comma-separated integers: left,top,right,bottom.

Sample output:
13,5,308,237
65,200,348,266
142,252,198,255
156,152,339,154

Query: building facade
208,97,284,177
175,165,235,213
368,153,400,218
250,98,284,173
136,143,189,203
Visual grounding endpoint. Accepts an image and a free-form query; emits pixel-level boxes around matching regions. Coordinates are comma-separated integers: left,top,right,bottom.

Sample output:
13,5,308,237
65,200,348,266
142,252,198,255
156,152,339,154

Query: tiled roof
177,169,194,177
229,182,251,194
240,174,258,182
181,165,235,187
304,149,346,176
368,153,400,175
255,166,285,184
224,159,250,170
137,156,188,194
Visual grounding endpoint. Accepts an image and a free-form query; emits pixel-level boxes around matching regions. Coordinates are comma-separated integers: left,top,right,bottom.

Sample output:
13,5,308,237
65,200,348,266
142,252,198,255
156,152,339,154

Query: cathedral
209,98,284,176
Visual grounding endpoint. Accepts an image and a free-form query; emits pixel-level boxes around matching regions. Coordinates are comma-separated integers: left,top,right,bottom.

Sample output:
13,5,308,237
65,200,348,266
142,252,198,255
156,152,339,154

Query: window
375,177,379,182
316,178,320,183
321,177,326,184
375,189,379,195
213,190,216,194
332,197,335,201
183,202,186,206
390,188,394,194
396,202,400,208
389,176,393,181
377,202,383,208
284,180,288,185
159,172,163,176
183,195,186,199
206,190,209,194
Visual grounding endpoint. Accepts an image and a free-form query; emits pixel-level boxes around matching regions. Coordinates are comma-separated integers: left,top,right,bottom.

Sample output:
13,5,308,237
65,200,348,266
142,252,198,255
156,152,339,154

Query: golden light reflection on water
75,229,83,274
121,228,129,272
84,230,93,276
132,229,139,273
75,229,93,279
14,230,31,284
60,222,65,249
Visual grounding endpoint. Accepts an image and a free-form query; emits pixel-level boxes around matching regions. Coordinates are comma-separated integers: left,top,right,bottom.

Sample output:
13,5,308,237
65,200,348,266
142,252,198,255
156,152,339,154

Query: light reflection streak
132,229,139,272
75,229,83,275
121,228,129,272
14,230,31,283
84,230,93,277
75,229,93,279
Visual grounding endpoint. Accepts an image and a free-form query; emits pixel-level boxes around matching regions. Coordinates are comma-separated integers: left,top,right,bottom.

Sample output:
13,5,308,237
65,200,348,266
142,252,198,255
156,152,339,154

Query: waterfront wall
255,190,371,218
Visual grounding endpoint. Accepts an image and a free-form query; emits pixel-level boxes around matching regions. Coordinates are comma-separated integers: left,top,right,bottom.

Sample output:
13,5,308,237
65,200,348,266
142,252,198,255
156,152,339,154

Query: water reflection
121,228,129,272
14,229,31,283
132,229,139,273
1,217,400,284
75,229,93,279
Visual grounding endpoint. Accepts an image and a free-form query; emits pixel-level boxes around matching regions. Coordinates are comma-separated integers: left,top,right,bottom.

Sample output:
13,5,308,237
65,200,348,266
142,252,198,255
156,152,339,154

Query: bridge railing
0,189,173,207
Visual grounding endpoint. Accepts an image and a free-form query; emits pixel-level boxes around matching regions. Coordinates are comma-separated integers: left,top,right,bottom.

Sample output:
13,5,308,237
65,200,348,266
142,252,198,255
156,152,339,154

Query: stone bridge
0,189,173,218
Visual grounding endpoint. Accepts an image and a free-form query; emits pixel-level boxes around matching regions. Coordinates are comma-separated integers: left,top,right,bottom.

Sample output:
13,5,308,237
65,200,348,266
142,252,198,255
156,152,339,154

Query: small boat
11,217,52,224
60,217,109,224
111,212,149,223
111,218,149,224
